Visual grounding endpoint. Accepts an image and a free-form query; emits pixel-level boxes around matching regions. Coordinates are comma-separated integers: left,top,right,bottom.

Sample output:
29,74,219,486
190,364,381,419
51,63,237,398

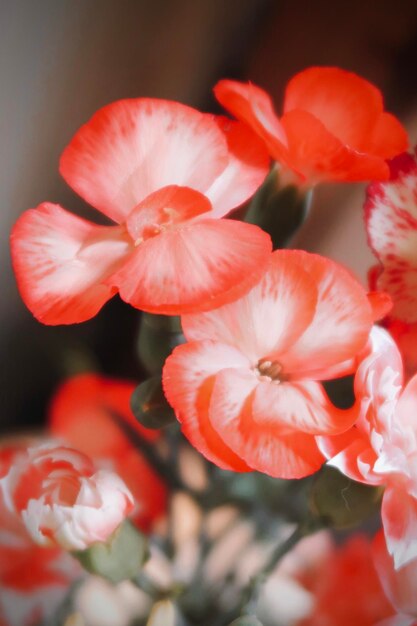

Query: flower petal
205,117,270,217
284,66,383,152
182,249,317,362
126,185,212,242
281,109,389,184
382,486,417,569
277,251,374,377
60,99,229,223
373,529,417,618
369,113,409,159
214,79,289,161
109,219,272,315
10,203,131,325
365,153,417,323
209,368,325,479
162,340,252,471
254,379,356,435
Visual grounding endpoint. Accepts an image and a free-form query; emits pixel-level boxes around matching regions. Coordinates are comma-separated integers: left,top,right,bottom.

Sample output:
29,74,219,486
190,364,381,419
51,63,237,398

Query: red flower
163,250,379,479
214,67,408,186
49,373,167,533
11,99,271,324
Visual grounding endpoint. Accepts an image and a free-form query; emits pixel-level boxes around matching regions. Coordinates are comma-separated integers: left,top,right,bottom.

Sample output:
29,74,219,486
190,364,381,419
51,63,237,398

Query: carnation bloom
214,66,408,186
373,530,417,626
163,249,381,479
49,373,167,533
319,326,417,569
366,150,417,324
386,320,417,380
0,444,134,551
0,444,80,626
10,99,271,324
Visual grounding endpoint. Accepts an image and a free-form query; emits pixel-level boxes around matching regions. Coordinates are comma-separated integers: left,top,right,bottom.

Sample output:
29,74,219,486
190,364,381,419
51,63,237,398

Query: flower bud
1,444,134,550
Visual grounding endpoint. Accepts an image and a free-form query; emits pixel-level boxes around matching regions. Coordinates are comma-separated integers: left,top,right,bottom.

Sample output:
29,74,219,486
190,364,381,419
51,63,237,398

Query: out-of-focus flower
163,249,380,479
260,531,394,626
319,326,417,569
0,443,80,626
49,373,167,532
10,99,272,324
214,67,408,187
373,530,417,626
1,444,134,551
366,151,417,324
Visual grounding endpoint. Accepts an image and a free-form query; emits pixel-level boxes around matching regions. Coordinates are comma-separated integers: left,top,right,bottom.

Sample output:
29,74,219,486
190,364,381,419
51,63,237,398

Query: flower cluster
7,65,417,625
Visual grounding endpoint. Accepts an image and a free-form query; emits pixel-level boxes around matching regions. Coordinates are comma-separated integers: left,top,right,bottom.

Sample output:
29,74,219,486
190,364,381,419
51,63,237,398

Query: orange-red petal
10,203,131,325
162,340,252,471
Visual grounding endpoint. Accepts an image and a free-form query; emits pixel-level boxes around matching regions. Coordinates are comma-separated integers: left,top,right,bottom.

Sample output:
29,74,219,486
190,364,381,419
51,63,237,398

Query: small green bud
137,313,184,374
130,376,176,429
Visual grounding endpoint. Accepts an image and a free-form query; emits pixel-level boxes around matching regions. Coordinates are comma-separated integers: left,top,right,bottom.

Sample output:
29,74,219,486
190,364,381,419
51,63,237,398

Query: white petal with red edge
11,203,132,325
366,154,417,323
182,249,317,362
277,251,373,377
60,99,230,224
208,368,325,479
109,218,272,315
252,379,356,435
162,340,252,471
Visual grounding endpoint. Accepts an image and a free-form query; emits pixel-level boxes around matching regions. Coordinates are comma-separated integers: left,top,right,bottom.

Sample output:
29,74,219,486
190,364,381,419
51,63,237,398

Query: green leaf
310,467,382,529
73,521,148,584
130,376,176,429
137,313,185,374
245,167,311,249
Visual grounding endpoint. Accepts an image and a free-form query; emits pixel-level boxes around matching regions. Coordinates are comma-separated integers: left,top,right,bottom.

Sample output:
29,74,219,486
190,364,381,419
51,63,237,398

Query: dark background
2,0,417,432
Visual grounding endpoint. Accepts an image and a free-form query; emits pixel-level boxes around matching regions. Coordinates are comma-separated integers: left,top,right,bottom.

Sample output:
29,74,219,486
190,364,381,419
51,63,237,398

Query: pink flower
49,373,167,533
1,444,134,551
366,150,417,324
214,67,408,186
319,326,417,569
11,99,271,324
163,250,380,479
0,443,80,626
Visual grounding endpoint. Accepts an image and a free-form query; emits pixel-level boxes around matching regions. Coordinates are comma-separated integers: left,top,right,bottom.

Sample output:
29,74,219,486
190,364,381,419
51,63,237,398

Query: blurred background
2,0,417,432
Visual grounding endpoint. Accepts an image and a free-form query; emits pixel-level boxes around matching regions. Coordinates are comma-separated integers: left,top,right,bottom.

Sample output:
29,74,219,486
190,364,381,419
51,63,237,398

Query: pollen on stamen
256,358,284,384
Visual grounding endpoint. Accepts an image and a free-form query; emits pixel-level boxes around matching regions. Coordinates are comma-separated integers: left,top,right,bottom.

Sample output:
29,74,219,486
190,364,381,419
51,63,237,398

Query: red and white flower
0,443,80,626
1,444,134,551
11,99,271,324
366,150,417,324
214,67,408,186
49,373,167,533
163,249,380,479
319,326,417,569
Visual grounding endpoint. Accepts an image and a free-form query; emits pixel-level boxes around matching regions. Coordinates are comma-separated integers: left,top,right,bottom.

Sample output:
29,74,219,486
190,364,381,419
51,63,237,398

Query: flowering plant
6,66,417,626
